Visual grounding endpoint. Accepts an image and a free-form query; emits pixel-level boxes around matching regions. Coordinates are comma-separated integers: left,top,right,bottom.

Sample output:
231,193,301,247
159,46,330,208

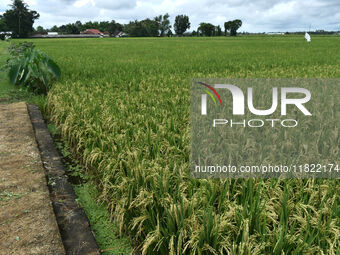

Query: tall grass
23,36,340,254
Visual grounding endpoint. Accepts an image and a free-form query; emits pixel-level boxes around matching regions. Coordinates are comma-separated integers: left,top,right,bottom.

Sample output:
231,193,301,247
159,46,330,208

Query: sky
0,0,340,32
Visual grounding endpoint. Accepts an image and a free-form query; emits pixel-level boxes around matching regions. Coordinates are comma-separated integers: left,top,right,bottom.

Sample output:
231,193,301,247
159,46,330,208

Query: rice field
21,36,340,254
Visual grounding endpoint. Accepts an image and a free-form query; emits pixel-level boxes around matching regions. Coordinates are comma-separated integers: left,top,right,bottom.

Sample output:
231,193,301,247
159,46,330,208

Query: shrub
7,42,61,94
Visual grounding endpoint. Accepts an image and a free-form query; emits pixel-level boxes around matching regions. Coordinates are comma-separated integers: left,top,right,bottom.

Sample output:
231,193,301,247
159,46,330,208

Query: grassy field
11,36,340,254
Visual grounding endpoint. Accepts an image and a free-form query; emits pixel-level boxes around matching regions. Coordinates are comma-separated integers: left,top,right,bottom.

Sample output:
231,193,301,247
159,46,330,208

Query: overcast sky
1,0,340,32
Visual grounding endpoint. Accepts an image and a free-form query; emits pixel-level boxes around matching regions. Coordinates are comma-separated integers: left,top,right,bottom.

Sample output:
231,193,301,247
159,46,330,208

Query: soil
0,102,65,255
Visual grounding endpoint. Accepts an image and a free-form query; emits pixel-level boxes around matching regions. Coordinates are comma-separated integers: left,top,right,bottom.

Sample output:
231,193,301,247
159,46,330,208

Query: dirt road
0,102,65,255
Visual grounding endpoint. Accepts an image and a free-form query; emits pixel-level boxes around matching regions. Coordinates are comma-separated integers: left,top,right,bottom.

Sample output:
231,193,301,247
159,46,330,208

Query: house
82,29,103,36
0,31,12,40
48,32,58,36
115,31,127,38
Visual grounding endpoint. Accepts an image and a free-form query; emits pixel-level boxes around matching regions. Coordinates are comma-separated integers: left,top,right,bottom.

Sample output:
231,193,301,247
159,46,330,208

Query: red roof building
82,29,103,35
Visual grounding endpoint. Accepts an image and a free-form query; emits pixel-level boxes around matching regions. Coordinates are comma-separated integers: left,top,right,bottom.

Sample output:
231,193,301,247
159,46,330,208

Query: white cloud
73,0,95,8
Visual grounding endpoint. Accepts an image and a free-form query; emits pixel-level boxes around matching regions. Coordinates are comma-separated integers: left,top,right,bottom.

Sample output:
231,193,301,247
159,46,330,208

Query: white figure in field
305,32,311,42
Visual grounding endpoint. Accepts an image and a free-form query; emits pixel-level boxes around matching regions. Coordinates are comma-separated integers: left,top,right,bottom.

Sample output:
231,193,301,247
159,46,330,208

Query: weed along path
0,102,65,254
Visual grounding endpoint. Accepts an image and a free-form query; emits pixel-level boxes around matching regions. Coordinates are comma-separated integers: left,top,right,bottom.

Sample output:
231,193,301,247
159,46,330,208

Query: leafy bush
7,42,61,94
7,42,35,57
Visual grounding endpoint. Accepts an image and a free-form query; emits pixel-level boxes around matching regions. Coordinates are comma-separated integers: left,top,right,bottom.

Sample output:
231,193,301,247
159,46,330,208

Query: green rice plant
18,36,340,254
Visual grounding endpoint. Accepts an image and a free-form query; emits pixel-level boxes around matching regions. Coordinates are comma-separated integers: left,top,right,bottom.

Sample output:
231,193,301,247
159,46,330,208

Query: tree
50,25,58,32
98,21,110,32
36,25,44,33
2,0,39,37
174,15,190,35
108,20,123,36
230,19,242,36
0,15,9,32
154,13,171,36
92,21,100,29
124,19,159,37
224,21,232,36
216,25,222,36
75,20,83,32
59,25,67,34
142,19,159,36
124,20,139,36
198,22,215,36
167,30,173,37
225,19,242,36
83,21,94,30
66,23,80,34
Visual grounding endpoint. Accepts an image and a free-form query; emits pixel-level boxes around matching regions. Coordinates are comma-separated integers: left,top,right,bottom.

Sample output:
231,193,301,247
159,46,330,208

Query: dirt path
0,102,65,255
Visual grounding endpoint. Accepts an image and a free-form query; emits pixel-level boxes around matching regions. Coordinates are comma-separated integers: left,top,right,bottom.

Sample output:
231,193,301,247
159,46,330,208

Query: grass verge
74,184,133,255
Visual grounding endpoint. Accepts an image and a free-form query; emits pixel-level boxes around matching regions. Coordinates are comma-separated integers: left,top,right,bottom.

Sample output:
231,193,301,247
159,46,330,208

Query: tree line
0,0,242,38
194,20,242,36
37,16,242,37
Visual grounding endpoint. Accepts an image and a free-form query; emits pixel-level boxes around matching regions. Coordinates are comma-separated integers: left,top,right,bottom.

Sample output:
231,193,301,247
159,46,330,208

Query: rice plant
18,36,340,254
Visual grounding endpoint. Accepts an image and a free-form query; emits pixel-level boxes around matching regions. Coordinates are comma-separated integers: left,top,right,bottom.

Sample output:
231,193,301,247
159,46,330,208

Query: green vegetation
74,184,132,255
0,42,13,98
10,36,340,254
0,0,39,38
1,41,131,253
47,122,134,253
0,191,22,201
224,20,243,36
174,15,191,35
0,41,45,107
7,42,61,94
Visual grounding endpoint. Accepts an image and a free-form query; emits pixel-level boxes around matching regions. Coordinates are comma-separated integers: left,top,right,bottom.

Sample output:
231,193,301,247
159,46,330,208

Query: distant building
0,31,12,40
266,32,284,35
82,29,103,36
48,32,58,36
115,31,127,37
